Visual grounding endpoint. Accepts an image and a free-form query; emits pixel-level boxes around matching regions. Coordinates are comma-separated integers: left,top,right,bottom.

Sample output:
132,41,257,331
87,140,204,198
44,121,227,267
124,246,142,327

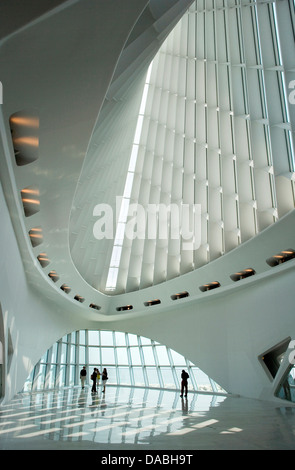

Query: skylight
105,63,153,291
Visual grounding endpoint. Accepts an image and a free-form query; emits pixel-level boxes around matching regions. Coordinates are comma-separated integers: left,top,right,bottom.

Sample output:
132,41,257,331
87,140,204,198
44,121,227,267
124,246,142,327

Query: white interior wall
111,263,295,402
1,169,294,404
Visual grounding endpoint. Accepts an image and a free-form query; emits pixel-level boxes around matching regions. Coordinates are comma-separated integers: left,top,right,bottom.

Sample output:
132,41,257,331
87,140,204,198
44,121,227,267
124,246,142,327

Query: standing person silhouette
180,369,189,398
102,368,108,393
80,366,87,389
91,368,97,393
96,368,101,389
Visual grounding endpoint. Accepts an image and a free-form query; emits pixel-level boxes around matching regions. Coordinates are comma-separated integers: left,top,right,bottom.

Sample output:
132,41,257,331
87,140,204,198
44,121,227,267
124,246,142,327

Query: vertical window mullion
65,334,70,387
166,347,178,389
152,341,163,389
113,330,119,385
126,333,134,387
138,335,148,388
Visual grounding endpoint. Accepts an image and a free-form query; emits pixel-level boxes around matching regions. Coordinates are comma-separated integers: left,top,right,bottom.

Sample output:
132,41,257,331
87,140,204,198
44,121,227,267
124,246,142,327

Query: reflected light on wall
10,116,39,128
21,198,40,205
13,137,39,147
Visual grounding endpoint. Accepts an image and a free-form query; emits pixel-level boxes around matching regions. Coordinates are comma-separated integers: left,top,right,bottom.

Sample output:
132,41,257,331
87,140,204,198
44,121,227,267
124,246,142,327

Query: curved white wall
1,168,294,403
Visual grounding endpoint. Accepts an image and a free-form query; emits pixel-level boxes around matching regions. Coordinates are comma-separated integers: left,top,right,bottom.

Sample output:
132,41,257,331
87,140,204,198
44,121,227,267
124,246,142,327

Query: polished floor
0,385,295,450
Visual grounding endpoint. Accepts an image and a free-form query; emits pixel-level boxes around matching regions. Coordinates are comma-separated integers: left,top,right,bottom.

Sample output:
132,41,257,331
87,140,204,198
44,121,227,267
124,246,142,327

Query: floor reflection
0,386,225,446
1,386,295,449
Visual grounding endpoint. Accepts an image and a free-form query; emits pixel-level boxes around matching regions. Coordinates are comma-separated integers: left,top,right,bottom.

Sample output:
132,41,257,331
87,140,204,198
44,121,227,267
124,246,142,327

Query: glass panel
118,366,131,385
70,345,75,363
130,347,141,365
170,349,186,366
194,368,213,392
160,367,176,389
133,367,145,386
60,343,67,363
51,343,58,363
101,347,116,365
88,330,99,346
23,369,34,392
105,366,115,384
89,347,100,365
48,365,56,389
101,331,114,346
79,330,86,345
142,346,156,365
146,367,160,387
35,364,46,390
56,365,66,388
116,347,129,365
140,336,152,345
155,346,170,365
70,331,76,343
115,331,126,346
40,350,48,363
128,334,138,346
69,365,75,386
79,346,86,365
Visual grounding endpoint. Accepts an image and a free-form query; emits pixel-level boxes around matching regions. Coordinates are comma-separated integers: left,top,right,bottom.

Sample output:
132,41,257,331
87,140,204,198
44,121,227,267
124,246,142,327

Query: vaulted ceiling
1,0,294,322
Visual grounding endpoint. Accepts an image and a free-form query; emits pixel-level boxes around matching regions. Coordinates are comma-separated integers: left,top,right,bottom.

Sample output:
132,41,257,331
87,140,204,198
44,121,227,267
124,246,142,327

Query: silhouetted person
102,368,108,393
91,368,97,393
80,366,87,389
180,369,189,398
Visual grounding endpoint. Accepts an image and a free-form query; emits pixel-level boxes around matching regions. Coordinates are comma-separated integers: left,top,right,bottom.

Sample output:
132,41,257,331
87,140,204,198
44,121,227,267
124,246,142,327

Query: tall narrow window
105,64,153,291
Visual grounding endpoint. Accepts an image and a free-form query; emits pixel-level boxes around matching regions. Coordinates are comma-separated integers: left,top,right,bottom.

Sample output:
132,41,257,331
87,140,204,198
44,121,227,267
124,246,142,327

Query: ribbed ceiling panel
70,0,295,295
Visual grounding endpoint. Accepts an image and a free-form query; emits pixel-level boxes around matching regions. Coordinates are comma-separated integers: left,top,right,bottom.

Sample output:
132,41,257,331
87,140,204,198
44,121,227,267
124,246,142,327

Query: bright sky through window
105,63,153,291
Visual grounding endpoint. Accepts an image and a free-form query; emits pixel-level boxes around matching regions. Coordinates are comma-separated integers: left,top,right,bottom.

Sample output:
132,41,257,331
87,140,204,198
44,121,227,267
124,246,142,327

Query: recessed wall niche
199,282,221,292
60,284,71,294
116,305,133,311
28,227,43,247
21,186,40,217
48,271,59,282
9,110,39,166
171,291,189,300
37,253,50,268
144,299,161,306
230,268,256,282
89,303,101,310
266,249,295,267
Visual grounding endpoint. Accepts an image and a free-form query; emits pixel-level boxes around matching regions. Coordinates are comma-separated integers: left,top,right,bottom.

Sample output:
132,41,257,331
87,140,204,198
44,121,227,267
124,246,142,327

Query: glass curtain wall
23,330,225,394
98,0,295,294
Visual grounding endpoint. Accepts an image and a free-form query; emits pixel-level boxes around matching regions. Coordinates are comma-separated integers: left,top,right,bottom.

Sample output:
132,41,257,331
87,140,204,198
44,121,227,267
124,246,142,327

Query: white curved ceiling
69,0,295,297
0,0,294,321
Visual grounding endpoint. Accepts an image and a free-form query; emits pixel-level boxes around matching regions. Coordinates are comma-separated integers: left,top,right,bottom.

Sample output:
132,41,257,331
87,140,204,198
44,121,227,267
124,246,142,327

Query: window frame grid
23,330,222,394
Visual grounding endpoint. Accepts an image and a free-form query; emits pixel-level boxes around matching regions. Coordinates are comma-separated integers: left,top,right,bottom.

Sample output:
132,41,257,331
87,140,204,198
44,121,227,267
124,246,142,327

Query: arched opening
23,330,226,395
